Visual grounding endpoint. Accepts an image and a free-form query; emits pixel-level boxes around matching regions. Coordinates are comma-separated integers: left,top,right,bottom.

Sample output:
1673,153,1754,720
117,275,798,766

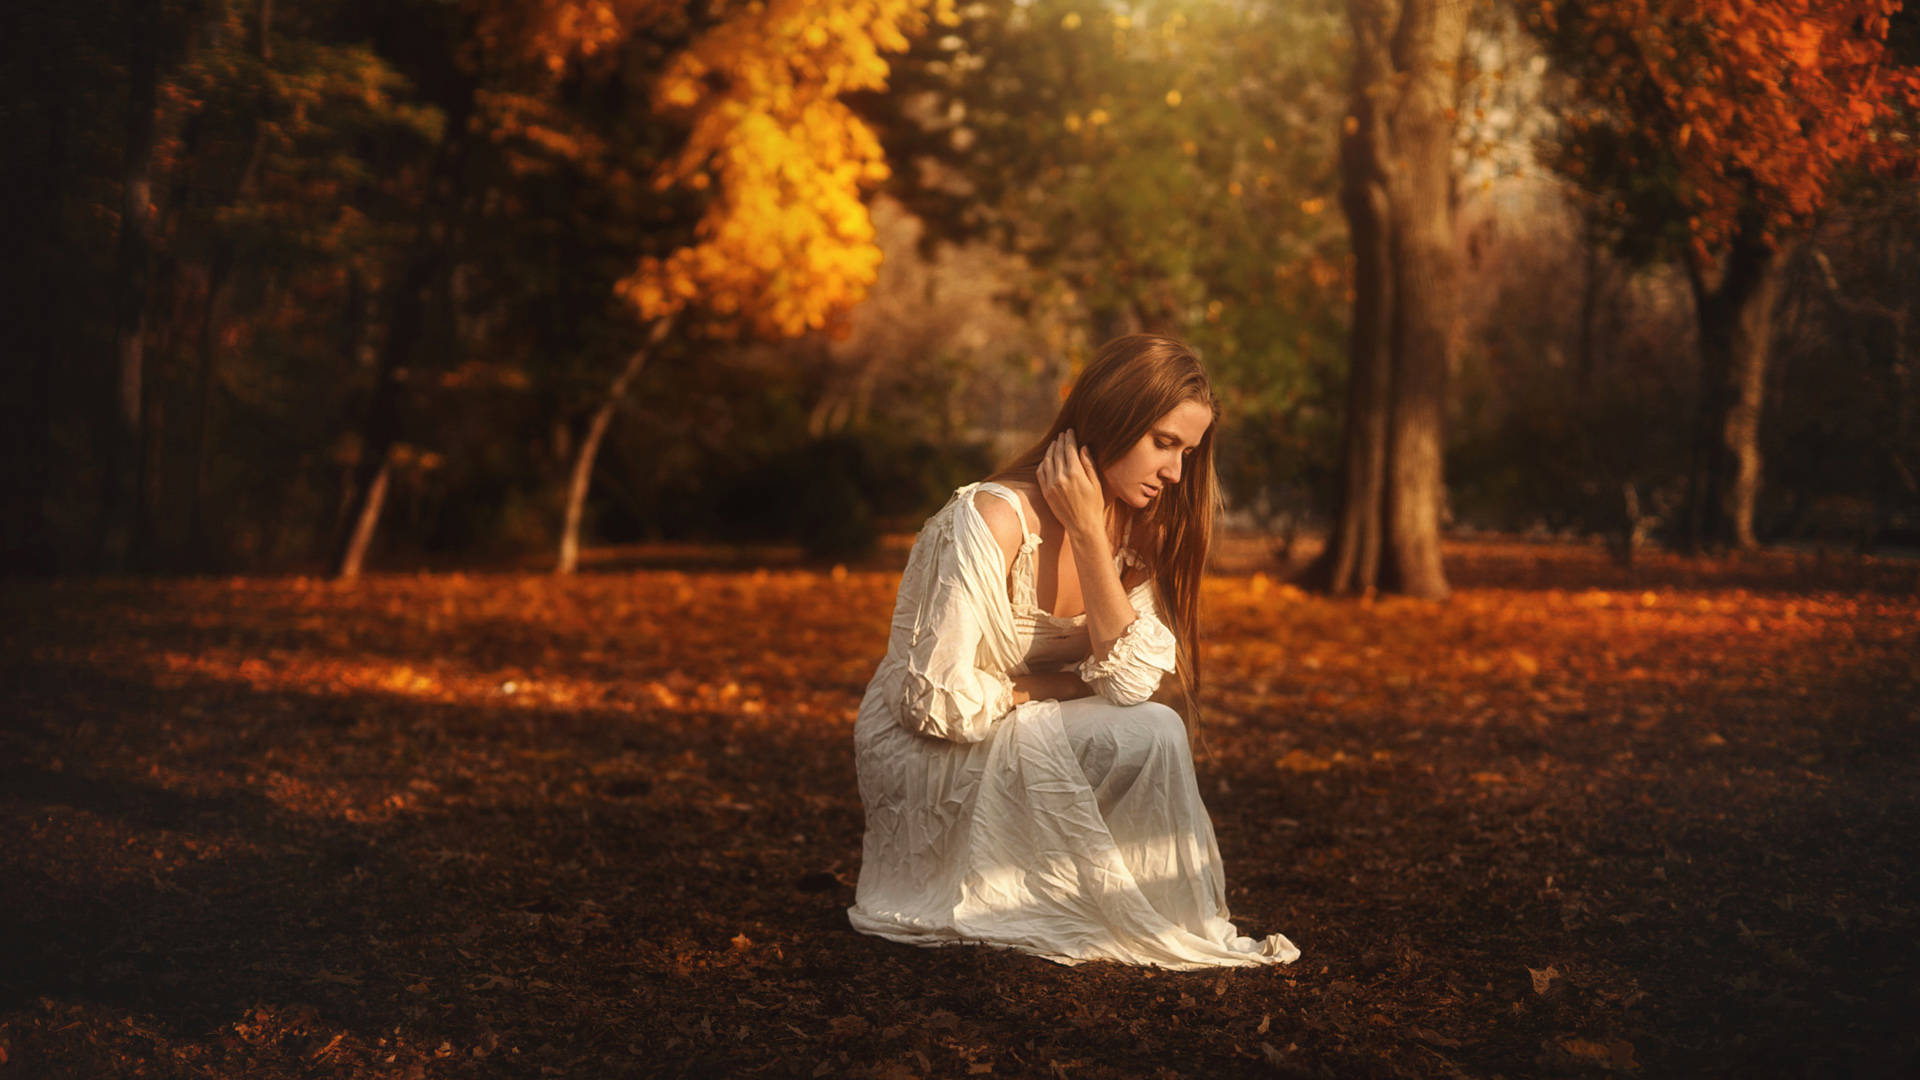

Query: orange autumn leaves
26,538,1916,831
1541,0,1920,263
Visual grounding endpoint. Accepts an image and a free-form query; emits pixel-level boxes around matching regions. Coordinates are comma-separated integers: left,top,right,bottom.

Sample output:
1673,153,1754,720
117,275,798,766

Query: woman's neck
1089,486,1128,550
1001,476,1127,548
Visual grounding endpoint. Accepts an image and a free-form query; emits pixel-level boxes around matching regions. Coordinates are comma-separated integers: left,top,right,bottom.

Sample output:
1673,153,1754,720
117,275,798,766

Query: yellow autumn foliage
622,0,960,339
465,0,674,74
461,0,957,339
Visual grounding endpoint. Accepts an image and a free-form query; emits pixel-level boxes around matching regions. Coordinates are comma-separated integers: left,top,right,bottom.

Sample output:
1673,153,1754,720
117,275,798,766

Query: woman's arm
896,495,1023,742
1010,670,1092,704
974,490,1026,586
977,492,1086,706
1076,581,1178,706
1038,429,1139,662
1065,526,1136,662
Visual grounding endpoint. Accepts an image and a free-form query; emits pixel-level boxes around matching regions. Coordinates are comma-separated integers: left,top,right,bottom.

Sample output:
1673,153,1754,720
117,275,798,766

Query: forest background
6,4,1920,1077
2,0,1917,579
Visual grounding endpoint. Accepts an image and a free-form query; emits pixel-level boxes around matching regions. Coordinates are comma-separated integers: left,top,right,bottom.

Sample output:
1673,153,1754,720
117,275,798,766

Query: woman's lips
1142,482,1161,497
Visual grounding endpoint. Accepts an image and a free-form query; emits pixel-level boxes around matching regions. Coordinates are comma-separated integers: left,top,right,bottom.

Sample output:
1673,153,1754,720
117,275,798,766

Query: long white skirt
850,680,1300,970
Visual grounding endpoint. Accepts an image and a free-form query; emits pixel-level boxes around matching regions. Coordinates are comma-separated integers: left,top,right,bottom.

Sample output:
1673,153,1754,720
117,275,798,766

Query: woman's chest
1026,542,1091,620
1014,547,1150,624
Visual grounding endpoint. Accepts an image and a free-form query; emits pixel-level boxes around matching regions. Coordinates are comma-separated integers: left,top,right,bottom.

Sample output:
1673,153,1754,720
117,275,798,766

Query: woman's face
1100,398,1214,509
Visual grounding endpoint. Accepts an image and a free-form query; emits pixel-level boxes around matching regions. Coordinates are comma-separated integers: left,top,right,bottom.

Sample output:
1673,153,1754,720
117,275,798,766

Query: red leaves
1544,0,1919,261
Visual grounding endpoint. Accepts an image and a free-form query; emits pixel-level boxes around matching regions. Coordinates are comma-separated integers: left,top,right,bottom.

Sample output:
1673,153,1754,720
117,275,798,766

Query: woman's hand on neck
1037,429,1114,549
1017,481,1125,554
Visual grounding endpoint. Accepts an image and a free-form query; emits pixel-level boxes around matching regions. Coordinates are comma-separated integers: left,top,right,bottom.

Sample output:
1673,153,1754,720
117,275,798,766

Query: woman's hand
1039,429,1138,665
1037,429,1106,543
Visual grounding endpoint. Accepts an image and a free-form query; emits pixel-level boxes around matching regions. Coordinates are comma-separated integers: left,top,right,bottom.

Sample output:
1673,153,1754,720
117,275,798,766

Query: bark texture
1310,0,1464,599
1685,219,1785,552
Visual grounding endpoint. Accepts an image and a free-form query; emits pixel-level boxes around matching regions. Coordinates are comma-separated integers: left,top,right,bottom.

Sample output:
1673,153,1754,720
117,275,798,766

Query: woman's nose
1164,456,1182,484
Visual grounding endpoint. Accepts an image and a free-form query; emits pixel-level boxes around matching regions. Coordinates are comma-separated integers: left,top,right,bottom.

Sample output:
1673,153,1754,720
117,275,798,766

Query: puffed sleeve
895,506,1017,743
1076,581,1179,706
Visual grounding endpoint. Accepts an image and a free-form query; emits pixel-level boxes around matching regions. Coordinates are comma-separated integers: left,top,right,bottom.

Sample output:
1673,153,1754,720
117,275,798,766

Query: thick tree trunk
1315,0,1395,596
1720,268,1779,549
101,4,159,571
1379,0,1460,599
557,318,674,574
1308,0,1463,598
1684,223,1784,552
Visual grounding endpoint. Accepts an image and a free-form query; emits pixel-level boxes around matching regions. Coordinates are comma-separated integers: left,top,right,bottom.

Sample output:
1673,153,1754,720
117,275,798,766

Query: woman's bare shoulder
983,476,1040,502
970,485,1029,570
980,479,1044,526
974,478,1041,516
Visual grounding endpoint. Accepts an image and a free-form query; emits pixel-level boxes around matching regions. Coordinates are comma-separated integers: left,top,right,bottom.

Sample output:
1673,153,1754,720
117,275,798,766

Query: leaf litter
1,537,1917,1076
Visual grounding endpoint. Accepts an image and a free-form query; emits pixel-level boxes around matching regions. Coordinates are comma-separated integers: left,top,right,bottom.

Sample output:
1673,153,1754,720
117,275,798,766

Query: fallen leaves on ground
1,536,1916,1078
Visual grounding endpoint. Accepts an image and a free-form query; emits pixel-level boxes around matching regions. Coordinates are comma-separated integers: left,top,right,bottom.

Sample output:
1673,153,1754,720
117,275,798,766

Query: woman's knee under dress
1056,697,1227,931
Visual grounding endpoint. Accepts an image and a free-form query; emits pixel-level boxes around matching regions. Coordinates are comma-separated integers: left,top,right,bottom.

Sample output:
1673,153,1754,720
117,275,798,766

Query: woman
848,334,1300,970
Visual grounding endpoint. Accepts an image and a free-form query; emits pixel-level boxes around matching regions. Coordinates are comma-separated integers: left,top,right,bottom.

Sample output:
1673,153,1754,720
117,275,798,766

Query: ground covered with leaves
4,537,1918,1078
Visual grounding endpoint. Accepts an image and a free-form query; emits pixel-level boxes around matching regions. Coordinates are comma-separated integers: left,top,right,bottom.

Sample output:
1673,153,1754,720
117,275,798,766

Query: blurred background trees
1528,0,1920,553
2,0,1916,581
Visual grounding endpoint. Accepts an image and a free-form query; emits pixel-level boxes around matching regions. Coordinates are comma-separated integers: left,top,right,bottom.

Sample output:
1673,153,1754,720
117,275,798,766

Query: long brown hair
989,334,1220,744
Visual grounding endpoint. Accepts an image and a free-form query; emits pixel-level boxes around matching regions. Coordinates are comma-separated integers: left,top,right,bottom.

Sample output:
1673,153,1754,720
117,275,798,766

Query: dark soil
2,538,1916,1078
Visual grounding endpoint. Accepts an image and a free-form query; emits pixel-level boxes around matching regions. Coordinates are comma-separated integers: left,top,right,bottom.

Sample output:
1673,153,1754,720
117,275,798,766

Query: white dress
848,481,1301,970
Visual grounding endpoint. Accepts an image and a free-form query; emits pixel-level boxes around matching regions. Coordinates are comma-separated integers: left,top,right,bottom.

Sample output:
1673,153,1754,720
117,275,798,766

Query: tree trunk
1315,0,1395,596
558,318,674,574
1684,221,1784,552
1379,0,1460,599
336,451,393,580
331,86,473,580
1308,0,1463,599
331,252,434,580
101,2,159,571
